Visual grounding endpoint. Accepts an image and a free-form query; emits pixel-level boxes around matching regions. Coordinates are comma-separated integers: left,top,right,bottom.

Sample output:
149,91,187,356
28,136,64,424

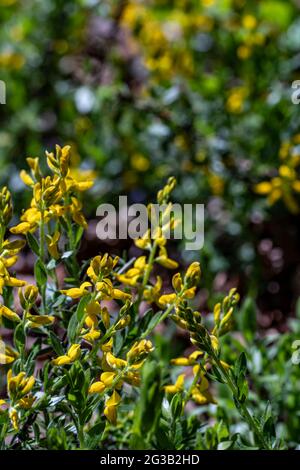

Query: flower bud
19,285,39,308
184,262,201,287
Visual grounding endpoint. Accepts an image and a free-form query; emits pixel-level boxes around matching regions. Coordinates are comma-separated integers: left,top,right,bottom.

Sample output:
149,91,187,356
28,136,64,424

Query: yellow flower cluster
11,145,93,236
159,261,201,308
164,285,239,408
118,177,179,303
121,0,213,81
88,340,153,424
255,135,300,213
226,86,248,114
0,187,26,294
165,349,216,406
0,146,241,440
236,14,266,60
5,370,36,430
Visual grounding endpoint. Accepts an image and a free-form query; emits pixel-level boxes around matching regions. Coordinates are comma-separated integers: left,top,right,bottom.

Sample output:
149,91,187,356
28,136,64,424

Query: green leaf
65,296,91,343
170,393,183,421
27,232,40,256
259,1,293,29
76,295,90,322
67,311,79,344
235,352,248,379
238,297,257,342
130,361,163,449
87,421,106,439
263,416,276,439
143,311,164,336
49,331,64,356
34,259,48,288
14,323,26,353
74,226,84,248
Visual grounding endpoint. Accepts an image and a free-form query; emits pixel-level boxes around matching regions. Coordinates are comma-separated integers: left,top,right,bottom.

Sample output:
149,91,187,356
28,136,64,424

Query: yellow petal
0,305,20,322
106,352,127,369
10,222,32,234
52,355,71,366
254,182,272,195
20,170,34,186
67,344,81,361
88,381,106,394
21,376,35,395
158,293,177,307
100,372,116,386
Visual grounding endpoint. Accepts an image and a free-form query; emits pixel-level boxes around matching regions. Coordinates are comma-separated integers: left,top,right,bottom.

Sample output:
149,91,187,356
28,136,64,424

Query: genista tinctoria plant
0,146,280,450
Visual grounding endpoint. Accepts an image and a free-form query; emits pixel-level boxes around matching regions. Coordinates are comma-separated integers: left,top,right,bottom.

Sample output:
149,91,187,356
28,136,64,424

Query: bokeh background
2,0,300,334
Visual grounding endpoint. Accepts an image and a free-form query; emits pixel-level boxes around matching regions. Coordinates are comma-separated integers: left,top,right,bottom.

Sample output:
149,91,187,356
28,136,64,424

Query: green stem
182,362,202,411
140,302,174,340
137,241,158,305
139,286,186,341
212,351,271,449
0,418,8,449
39,211,47,313
78,424,85,450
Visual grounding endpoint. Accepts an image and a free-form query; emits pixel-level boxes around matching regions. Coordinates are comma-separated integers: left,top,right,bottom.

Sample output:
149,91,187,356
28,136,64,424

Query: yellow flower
18,395,36,409
242,15,257,30
0,187,13,225
115,315,131,330
7,370,35,400
131,153,150,172
158,293,177,307
117,256,147,286
88,380,106,394
52,344,81,366
20,169,34,187
68,197,87,228
61,282,92,299
156,247,178,270
87,254,119,283
164,374,185,394
46,231,61,259
226,87,247,114
9,408,19,431
185,261,201,286
0,399,7,412
81,327,101,343
46,145,71,177
19,284,39,308
134,230,151,250
191,374,217,405
144,276,163,304
104,390,121,425
106,352,127,370
0,305,20,323
10,221,32,235
126,339,154,364
67,168,95,192
170,350,203,367
237,45,252,60
0,343,19,364
26,314,55,329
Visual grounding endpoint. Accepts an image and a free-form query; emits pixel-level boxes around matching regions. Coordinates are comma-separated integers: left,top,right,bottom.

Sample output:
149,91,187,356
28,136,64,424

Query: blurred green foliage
2,0,300,449
1,2,300,325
